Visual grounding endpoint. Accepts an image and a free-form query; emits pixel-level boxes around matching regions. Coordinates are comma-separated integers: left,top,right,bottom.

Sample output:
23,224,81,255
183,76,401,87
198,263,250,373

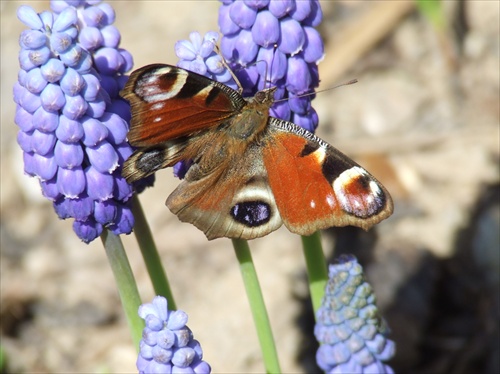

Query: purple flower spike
137,296,211,374
14,2,153,243
315,255,396,373
218,0,323,131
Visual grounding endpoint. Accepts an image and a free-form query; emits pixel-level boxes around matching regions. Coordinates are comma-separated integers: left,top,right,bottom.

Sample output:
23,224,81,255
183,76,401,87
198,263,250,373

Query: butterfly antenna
212,43,244,93
273,78,358,103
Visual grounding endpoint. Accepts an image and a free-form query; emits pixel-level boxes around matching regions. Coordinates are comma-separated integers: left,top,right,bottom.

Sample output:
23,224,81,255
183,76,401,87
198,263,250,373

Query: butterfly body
121,64,393,240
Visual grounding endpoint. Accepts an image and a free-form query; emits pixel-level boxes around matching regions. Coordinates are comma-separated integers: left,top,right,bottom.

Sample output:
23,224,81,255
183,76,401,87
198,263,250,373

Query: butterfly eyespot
231,201,271,227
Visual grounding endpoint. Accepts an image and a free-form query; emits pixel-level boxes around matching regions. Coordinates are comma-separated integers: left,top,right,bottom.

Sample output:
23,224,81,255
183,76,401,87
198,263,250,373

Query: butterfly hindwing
263,118,393,235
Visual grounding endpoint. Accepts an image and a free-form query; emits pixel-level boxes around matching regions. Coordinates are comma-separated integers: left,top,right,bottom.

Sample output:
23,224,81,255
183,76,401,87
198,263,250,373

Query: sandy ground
1,1,499,373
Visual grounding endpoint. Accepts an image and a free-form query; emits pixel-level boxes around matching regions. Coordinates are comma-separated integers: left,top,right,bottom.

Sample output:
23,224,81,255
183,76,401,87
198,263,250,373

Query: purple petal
86,141,119,173
56,115,84,142
19,30,47,50
17,6,43,30
269,0,295,18
50,32,74,53
303,27,324,63
18,86,42,113
97,2,116,24
59,44,83,67
19,49,37,71
188,59,207,76
62,94,88,120
229,1,257,29
57,166,85,198
303,0,323,27
171,347,196,368
145,314,164,331
82,6,107,28
157,330,176,350
40,58,66,83
286,55,311,94
109,206,134,235
175,40,197,61
86,95,107,118
94,200,117,225
278,17,305,55
252,10,280,48
244,0,270,10
73,219,102,243
31,129,56,155
290,0,312,21
73,50,93,74
101,25,120,48
38,11,54,30
188,31,203,52
28,46,51,67
17,130,33,153
100,112,128,145
78,26,103,51
233,29,258,65
81,73,100,101
94,47,124,75
152,346,174,365
52,7,77,32
60,68,84,96
15,106,34,132
81,116,109,146
85,166,114,200
32,106,58,132
173,328,192,348
40,177,61,200
256,47,287,83
24,68,47,94
219,4,240,35
32,151,58,180
166,310,188,330
54,140,83,168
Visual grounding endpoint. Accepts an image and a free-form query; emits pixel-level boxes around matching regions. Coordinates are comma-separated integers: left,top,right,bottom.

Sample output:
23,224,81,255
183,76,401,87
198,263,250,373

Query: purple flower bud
41,58,66,82
25,67,48,94
17,5,44,30
52,7,77,32
268,0,294,18
303,0,323,27
86,95,107,118
118,48,133,73
73,219,103,244
256,47,286,83
15,106,34,132
31,129,56,155
19,30,47,50
39,10,54,30
219,5,240,35
153,346,174,364
78,26,103,51
85,165,114,200
54,140,84,168
101,25,120,48
269,100,290,121
286,54,311,94
60,67,84,95
32,151,58,180
40,177,61,200
94,200,117,224
86,140,119,173
234,29,259,65
57,166,85,197
100,112,128,145
93,47,124,75
113,173,133,201
303,26,324,63
62,94,88,119
157,330,176,349
17,131,33,153
50,32,74,53
82,6,107,28
19,49,37,71
56,115,84,142
19,85,42,113
278,17,305,55
166,310,188,330
28,46,51,66
59,44,83,67
244,0,270,10
97,2,116,24
171,347,196,368
229,1,257,29
81,73,100,101
252,10,279,48
72,49,93,73
290,0,311,22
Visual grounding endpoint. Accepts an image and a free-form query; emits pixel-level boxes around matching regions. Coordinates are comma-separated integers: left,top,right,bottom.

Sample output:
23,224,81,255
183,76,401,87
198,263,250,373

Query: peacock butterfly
120,64,393,240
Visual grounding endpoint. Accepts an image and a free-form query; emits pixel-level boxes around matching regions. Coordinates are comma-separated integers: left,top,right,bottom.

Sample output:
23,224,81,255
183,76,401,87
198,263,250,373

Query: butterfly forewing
121,64,246,147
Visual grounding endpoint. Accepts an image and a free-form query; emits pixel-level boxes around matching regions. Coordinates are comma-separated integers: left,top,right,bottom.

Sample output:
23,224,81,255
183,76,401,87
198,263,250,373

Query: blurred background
1,1,498,373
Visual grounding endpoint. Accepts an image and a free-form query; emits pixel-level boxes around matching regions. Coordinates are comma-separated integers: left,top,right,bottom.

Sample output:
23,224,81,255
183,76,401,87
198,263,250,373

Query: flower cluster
137,296,211,373
315,255,395,373
14,1,152,243
219,0,324,132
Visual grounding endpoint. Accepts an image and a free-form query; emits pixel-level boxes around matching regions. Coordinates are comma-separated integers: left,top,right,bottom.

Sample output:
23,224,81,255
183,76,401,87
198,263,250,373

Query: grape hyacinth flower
137,296,211,374
315,255,395,373
219,0,324,132
14,1,153,243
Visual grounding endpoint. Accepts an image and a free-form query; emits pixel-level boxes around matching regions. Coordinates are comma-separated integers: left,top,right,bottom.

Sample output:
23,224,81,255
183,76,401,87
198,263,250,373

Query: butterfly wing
166,140,282,240
263,118,393,235
121,64,246,147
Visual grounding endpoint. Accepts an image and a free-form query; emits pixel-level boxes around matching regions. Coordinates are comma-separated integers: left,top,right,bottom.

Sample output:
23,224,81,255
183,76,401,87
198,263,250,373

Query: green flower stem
232,238,281,374
131,195,177,310
301,232,329,315
101,228,143,350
